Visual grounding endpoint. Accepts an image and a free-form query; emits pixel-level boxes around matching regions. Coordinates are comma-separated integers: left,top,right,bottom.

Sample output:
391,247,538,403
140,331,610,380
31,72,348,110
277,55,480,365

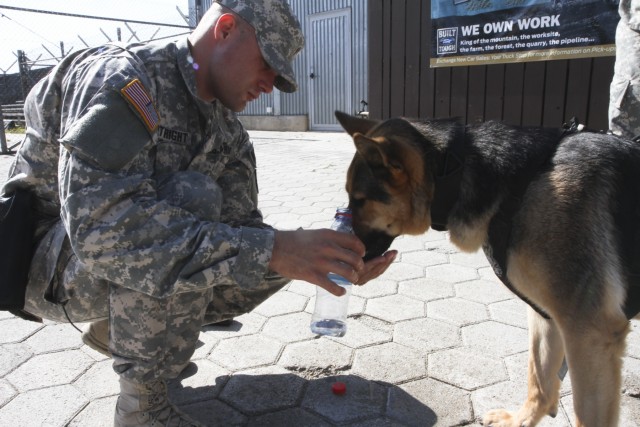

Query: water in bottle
310,208,353,337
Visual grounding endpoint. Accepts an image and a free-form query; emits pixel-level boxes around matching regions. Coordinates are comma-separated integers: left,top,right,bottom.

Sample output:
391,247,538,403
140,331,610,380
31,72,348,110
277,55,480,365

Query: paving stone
560,393,640,427
247,406,332,426
391,235,435,252
168,359,230,405
191,330,219,360
462,321,529,357
0,317,43,343
400,250,449,267
0,384,88,426
286,279,316,297
380,262,425,282
398,277,455,302
278,338,353,374
394,318,461,353
623,356,640,397
426,263,479,283
24,323,84,354
428,347,507,391
488,298,529,329
478,265,501,282
210,334,282,371
200,311,266,339
0,342,33,376
0,379,16,407
68,395,118,427
73,359,119,400
301,375,387,424
352,279,398,298
183,398,248,427
428,297,488,326
449,249,491,268
6,349,94,392
502,351,573,397
455,279,515,304
627,321,640,358
261,311,316,343
219,366,305,415
348,418,408,427
252,290,308,317
365,294,425,323
387,378,473,426
324,317,392,349
351,342,426,384
472,381,572,426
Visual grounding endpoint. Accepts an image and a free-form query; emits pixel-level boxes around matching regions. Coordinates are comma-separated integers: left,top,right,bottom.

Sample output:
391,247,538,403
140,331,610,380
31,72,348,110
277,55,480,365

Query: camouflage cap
216,0,304,93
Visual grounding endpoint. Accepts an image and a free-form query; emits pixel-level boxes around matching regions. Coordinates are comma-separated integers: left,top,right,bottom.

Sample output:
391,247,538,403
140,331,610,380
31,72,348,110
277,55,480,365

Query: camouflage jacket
4,38,278,298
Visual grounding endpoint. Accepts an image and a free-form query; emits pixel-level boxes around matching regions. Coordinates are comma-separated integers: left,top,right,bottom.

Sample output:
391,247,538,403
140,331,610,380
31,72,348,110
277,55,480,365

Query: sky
0,0,189,74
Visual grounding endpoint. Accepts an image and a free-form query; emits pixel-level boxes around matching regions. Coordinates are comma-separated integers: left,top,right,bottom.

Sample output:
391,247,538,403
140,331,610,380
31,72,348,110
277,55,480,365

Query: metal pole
17,50,28,101
0,106,9,154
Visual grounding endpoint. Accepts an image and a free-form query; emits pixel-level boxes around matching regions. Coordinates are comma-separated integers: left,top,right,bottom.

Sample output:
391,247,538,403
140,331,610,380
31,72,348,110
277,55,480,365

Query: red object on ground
332,381,346,395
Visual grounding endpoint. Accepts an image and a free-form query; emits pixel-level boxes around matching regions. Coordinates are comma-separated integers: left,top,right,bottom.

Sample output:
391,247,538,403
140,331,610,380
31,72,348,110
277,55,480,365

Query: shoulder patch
120,79,160,132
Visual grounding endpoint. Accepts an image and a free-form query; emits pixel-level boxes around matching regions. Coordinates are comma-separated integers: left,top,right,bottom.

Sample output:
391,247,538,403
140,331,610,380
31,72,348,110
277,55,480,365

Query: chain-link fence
0,1,194,105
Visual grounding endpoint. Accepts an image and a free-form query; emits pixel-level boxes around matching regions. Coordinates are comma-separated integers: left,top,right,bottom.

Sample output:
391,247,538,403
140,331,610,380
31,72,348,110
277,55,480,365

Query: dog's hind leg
561,314,629,427
483,307,564,427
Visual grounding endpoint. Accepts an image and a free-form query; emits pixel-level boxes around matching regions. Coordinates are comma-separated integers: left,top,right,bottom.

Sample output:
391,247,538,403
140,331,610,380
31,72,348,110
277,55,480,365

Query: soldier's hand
269,229,365,296
354,250,397,286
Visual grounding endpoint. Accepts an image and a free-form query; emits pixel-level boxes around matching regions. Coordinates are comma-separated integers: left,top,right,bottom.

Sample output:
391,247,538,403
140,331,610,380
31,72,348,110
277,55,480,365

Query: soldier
1,1,397,426
609,0,640,139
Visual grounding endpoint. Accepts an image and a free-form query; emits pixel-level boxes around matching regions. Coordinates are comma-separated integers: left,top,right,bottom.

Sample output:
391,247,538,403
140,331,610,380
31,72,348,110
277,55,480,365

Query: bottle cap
331,381,347,395
335,208,352,218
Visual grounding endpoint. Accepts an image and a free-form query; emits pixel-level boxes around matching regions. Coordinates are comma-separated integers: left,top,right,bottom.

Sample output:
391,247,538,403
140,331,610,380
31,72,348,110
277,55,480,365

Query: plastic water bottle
310,208,353,337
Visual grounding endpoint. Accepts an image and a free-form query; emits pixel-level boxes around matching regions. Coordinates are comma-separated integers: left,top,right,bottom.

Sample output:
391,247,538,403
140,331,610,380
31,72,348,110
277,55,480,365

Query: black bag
0,188,36,311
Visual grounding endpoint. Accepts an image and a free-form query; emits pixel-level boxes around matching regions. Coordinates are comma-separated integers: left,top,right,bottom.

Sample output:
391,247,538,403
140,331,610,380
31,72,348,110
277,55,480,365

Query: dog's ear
353,134,403,172
335,111,380,136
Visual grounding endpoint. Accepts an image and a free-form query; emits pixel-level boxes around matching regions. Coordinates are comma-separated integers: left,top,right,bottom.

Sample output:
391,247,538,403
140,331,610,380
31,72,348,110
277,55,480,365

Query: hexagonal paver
286,280,316,297
450,250,491,268
24,323,84,354
182,398,247,426
428,297,488,326
248,407,332,426
626,321,640,358
301,375,387,424
479,265,501,282
426,263,478,283
380,261,426,282
68,396,118,427
278,339,353,372
219,366,305,415
352,279,398,299
401,250,449,267
73,359,119,400
365,294,425,323
455,279,515,304
388,378,473,426
352,342,426,384
261,312,316,343
168,359,230,405
0,343,33,376
6,349,94,392
462,321,528,357
394,318,461,353
0,318,43,343
489,299,529,329
252,290,308,317
502,351,573,397
392,234,436,252
201,312,266,339
326,317,392,349
0,379,16,407
210,335,282,371
428,348,507,391
0,384,88,426
398,277,455,302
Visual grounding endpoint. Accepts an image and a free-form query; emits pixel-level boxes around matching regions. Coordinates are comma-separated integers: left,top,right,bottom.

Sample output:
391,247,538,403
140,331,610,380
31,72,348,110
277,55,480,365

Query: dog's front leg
483,307,564,427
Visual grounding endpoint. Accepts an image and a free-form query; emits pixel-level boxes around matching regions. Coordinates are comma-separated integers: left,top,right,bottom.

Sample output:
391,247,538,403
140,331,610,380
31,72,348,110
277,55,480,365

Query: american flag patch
120,79,159,132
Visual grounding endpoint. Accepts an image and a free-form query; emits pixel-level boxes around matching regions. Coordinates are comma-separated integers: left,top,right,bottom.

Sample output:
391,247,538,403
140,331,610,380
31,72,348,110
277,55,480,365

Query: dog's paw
482,409,529,427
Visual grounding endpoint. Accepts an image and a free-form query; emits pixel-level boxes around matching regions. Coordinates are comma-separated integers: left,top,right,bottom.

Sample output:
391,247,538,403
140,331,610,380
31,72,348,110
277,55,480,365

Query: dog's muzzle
360,230,397,261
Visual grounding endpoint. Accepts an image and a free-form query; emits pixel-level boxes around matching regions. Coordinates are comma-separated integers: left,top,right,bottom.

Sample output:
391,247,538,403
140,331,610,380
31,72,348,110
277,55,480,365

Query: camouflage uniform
3,0,303,385
609,0,640,139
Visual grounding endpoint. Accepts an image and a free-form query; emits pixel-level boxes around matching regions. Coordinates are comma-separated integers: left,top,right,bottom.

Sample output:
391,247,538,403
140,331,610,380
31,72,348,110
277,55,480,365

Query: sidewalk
0,130,638,426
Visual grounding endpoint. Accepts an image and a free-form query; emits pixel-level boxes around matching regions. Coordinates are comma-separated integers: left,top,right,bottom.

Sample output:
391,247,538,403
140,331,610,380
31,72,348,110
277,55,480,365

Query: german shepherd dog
335,111,640,427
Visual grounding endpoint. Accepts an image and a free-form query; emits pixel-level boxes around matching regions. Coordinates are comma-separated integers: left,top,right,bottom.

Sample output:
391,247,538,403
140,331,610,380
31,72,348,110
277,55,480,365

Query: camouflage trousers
23,171,288,383
609,20,640,140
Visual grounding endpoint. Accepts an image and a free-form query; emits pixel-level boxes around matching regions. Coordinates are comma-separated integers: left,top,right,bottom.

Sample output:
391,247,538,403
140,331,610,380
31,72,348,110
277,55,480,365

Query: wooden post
0,105,9,154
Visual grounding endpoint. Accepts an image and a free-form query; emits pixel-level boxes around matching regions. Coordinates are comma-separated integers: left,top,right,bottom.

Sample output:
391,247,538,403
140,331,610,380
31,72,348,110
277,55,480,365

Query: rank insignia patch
121,79,160,132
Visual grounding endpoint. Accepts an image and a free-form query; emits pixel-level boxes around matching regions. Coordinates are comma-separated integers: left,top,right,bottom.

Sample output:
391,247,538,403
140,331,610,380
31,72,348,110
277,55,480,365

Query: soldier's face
207,18,277,111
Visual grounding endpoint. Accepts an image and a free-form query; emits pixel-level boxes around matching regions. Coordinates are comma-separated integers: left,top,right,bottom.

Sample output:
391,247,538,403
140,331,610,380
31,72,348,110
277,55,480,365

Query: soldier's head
188,0,304,112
